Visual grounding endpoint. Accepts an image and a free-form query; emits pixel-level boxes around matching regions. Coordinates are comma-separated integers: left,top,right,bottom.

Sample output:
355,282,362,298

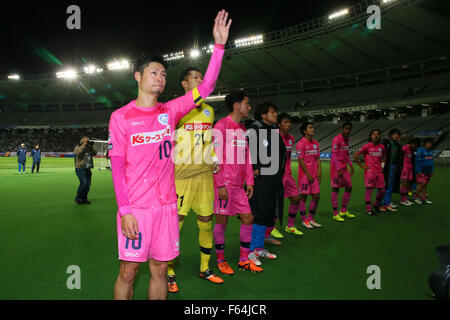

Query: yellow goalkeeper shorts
175,171,214,217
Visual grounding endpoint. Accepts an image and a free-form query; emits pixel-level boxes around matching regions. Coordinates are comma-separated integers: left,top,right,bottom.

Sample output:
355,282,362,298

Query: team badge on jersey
289,139,292,145
203,109,210,117
158,113,169,125
313,145,317,149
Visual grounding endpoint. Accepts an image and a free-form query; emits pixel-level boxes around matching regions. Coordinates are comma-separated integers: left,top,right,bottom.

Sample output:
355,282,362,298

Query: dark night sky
0,0,363,75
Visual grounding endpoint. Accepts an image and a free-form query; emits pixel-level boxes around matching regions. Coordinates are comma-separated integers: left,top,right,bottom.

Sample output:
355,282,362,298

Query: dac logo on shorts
158,113,169,125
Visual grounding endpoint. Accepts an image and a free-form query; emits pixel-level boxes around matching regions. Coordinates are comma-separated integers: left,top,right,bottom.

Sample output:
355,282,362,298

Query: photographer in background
74,136,97,204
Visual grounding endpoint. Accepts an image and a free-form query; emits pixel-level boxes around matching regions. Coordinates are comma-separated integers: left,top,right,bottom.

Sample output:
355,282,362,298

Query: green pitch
0,157,449,300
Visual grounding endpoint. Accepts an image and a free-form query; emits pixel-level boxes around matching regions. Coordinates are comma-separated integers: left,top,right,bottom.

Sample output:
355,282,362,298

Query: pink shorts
330,168,352,189
400,168,413,181
298,176,320,195
416,173,431,184
117,203,179,262
214,185,251,216
283,174,298,198
364,171,385,189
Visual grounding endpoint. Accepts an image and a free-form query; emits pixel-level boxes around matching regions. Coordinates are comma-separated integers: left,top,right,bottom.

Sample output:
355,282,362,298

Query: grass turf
0,157,448,300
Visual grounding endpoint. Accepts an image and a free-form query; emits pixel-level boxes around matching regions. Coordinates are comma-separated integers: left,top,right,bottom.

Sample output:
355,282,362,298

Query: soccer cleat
385,205,398,212
199,269,224,284
377,206,387,212
340,211,355,218
414,199,423,205
255,249,277,260
217,260,234,275
264,236,282,246
167,275,179,293
285,226,304,235
302,220,314,229
408,191,413,196
424,199,433,204
238,260,263,273
270,228,284,239
333,214,345,222
248,251,262,266
309,219,322,228
389,202,398,209
400,201,412,207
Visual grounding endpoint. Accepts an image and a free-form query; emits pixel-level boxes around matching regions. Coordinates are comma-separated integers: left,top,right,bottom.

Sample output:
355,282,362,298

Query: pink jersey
213,115,254,188
109,45,225,216
402,144,413,170
331,133,352,172
296,137,320,179
281,133,295,177
358,142,386,174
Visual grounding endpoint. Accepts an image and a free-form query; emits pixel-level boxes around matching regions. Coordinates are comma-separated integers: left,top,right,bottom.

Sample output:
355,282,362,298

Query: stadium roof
0,0,449,106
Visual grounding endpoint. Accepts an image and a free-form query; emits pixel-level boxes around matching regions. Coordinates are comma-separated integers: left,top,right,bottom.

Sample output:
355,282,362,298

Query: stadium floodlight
234,34,264,48
328,9,349,20
83,65,98,74
440,101,448,104
202,44,214,54
96,68,103,73
56,69,78,79
163,51,185,61
382,0,395,4
190,49,201,59
8,74,20,80
422,104,430,106
107,60,130,71
406,105,413,108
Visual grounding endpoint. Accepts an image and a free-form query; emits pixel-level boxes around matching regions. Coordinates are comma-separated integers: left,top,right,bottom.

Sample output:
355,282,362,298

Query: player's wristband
214,43,225,49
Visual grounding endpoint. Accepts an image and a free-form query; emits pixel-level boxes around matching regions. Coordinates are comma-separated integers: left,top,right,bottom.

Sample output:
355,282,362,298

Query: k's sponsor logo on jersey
231,139,247,147
131,126,171,146
131,121,145,126
184,122,212,131
305,150,318,155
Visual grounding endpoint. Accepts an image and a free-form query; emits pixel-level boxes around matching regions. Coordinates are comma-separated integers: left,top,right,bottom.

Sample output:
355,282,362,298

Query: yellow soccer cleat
340,211,355,219
270,228,284,239
333,214,345,222
284,226,304,236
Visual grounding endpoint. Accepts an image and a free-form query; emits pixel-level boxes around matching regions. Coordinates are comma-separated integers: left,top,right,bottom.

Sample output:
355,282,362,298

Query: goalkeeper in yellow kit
168,67,224,293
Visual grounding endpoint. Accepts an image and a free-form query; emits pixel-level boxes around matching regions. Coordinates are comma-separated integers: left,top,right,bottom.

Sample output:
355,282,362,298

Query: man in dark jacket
17,143,27,174
74,136,97,204
31,144,41,174
382,129,402,212
247,102,287,266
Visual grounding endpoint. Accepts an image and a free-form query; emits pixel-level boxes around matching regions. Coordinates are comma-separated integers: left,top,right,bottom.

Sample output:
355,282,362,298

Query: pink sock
421,194,426,201
265,226,274,238
299,200,307,222
365,188,373,212
214,223,227,262
308,200,318,221
400,186,408,202
331,191,339,216
375,189,385,206
341,191,351,213
239,224,252,262
287,204,298,227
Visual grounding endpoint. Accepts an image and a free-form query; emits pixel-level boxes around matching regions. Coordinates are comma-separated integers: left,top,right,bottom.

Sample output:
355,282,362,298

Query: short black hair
133,53,168,74
225,91,247,112
277,113,292,124
254,101,277,121
368,129,381,141
342,121,352,129
408,138,420,146
389,128,401,137
300,122,314,136
424,138,434,144
179,67,202,88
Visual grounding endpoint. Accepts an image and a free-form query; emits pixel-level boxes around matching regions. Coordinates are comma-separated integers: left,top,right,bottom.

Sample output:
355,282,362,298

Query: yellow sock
167,219,184,277
197,220,212,273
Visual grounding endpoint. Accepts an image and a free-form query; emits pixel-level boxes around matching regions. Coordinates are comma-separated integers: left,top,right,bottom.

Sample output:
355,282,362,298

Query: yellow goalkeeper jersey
174,103,215,179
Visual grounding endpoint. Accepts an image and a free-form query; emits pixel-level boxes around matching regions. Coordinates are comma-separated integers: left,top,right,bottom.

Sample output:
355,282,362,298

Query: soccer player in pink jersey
108,10,231,300
400,138,419,206
330,122,355,222
296,122,322,229
271,113,304,236
212,91,263,274
354,129,387,216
